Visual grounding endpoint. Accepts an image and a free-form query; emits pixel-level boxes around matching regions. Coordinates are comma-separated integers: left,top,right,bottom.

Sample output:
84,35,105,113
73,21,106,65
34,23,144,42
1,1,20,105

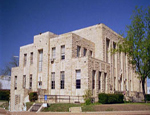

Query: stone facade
10,23,146,111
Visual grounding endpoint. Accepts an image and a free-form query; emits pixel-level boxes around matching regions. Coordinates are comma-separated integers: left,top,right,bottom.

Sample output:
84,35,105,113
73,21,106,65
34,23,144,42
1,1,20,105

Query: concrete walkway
9,111,150,115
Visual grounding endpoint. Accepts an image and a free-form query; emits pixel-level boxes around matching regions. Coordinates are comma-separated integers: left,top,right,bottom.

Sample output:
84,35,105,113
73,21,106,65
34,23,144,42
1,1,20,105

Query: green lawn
41,103,82,112
0,101,9,110
41,102,150,112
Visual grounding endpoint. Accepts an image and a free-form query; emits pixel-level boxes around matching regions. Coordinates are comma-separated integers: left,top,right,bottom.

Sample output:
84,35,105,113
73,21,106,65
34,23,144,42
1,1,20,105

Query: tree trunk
142,79,146,102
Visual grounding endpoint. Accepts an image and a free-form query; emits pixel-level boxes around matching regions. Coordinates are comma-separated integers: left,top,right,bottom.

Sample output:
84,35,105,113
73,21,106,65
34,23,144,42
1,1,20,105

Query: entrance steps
69,107,82,113
30,103,43,112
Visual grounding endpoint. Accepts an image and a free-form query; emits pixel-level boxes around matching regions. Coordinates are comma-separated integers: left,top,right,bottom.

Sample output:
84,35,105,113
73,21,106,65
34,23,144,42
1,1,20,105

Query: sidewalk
9,111,150,115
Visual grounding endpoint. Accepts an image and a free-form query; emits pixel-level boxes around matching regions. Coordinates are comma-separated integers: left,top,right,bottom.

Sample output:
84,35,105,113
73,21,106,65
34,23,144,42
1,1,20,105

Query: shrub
145,94,150,101
98,93,124,104
85,98,91,105
29,92,38,102
0,90,10,101
98,93,108,104
83,89,92,105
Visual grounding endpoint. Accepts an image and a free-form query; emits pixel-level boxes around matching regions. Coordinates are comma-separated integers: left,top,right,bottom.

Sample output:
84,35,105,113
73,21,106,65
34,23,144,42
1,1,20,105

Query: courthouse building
10,23,146,111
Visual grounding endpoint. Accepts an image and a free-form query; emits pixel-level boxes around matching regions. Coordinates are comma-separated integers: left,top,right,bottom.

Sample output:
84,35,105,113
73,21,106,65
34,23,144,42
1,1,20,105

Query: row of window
92,70,107,90
14,74,32,90
23,45,93,70
14,70,106,90
14,70,81,90
24,52,33,66
77,46,93,57
51,70,81,89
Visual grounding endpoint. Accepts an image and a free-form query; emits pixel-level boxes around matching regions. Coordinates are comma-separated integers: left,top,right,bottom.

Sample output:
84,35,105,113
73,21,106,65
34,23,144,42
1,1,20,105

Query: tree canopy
113,6,150,101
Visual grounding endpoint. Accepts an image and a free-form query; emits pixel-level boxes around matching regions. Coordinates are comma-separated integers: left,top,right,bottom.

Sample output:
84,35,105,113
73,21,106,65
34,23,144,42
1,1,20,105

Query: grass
41,103,82,112
26,102,34,110
0,100,7,102
0,101,9,110
41,102,150,112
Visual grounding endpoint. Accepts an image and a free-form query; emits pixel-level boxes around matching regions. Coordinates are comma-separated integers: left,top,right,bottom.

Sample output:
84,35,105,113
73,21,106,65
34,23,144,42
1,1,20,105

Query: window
51,72,55,89
52,47,56,59
39,50,43,72
24,54,27,66
14,76,17,90
83,48,87,56
98,72,101,90
23,75,26,89
113,42,116,66
38,81,42,89
76,70,81,89
90,50,93,57
104,73,107,92
30,52,33,64
61,45,65,60
106,39,110,63
29,74,32,89
92,70,96,89
60,71,65,89
77,46,81,57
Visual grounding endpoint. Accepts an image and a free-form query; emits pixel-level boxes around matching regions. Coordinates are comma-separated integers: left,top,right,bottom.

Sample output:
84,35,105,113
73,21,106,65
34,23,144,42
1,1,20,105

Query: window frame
52,47,56,59
29,74,32,89
51,72,55,89
77,46,81,57
60,71,65,89
30,52,33,65
61,45,65,60
76,70,81,89
14,76,17,90
83,48,87,56
38,50,43,72
24,54,27,66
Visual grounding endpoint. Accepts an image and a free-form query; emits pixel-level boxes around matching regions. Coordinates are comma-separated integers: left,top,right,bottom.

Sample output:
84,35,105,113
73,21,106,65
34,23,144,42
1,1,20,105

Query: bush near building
0,89,10,101
98,93,124,104
145,94,150,101
29,92,38,102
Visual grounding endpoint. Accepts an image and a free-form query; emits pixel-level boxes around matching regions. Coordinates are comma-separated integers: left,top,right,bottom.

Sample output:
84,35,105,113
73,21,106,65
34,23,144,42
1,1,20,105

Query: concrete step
69,107,82,113
30,103,43,112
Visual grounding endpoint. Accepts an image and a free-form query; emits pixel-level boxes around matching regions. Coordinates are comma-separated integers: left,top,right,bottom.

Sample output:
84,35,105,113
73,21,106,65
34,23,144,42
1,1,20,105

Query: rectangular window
92,70,96,89
52,47,56,59
14,76,17,90
90,50,93,57
76,70,81,89
51,72,55,89
23,75,26,89
98,72,101,90
61,45,65,60
83,48,87,56
29,74,32,89
77,46,81,57
24,54,27,66
38,81,42,89
39,50,43,72
106,39,110,63
113,42,116,67
30,52,33,65
104,73,107,92
60,71,65,89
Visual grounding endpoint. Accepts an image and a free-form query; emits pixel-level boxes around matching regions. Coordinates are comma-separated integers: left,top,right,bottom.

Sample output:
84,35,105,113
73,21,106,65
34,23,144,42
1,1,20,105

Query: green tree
113,7,150,102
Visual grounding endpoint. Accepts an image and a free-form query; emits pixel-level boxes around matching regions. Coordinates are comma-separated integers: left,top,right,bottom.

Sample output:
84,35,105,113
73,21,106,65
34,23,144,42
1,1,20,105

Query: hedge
0,90,10,101
98,93,124,104
145,94,150,101
29,92,38,102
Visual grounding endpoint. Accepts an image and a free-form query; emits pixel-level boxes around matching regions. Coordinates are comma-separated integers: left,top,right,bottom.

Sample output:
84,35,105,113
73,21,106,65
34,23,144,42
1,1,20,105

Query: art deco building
10,24,146,111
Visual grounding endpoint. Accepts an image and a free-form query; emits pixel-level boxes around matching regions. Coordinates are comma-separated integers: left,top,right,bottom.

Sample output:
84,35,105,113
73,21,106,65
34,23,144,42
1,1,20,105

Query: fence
38,95,84,103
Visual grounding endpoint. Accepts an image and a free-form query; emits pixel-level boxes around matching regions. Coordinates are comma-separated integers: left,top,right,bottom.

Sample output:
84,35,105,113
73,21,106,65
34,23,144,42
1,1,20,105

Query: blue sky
0,0,150,86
